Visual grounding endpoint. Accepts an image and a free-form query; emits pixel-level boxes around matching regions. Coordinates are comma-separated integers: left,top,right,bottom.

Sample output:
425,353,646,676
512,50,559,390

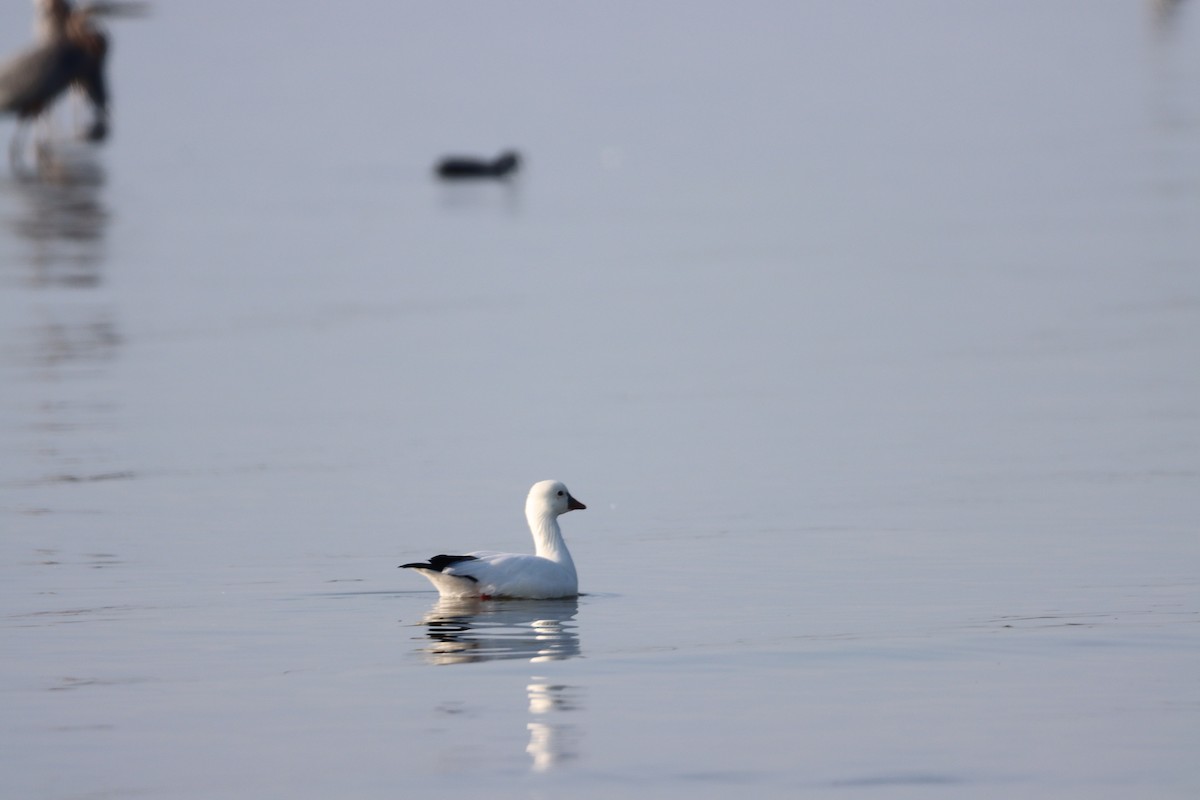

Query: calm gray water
2,1,1198,798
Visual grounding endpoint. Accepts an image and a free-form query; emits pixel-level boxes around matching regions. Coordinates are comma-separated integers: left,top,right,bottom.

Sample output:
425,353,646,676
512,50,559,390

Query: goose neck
528,512,571,564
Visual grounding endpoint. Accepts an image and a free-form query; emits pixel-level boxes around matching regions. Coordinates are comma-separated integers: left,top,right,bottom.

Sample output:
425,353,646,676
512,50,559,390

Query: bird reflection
1,143,109,285
526,679,583,772
413,597,580,665
411,600,585,772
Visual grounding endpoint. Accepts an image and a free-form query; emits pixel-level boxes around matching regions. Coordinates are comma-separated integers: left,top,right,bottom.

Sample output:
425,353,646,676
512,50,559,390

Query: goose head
527,479,586,519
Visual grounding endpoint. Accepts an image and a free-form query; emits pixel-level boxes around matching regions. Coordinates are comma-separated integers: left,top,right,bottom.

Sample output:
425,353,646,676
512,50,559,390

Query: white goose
400,480,586,599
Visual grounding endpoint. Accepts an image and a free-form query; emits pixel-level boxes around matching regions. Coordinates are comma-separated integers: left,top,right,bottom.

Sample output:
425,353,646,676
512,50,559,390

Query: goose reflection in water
526,678,583,772
412,598,585,771
414,597,580,666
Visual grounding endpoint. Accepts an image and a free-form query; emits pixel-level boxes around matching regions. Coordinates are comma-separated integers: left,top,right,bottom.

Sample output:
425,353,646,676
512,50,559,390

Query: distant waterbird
435,150,521,179
2,0,148,167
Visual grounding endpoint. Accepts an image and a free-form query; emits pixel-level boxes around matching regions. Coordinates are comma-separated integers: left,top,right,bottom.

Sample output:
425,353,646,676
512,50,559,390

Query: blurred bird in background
436,150,522,180
1,0,148,169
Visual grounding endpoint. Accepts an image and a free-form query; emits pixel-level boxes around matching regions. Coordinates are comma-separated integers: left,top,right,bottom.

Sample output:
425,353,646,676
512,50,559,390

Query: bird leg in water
8,123,27,170
66,7,111,141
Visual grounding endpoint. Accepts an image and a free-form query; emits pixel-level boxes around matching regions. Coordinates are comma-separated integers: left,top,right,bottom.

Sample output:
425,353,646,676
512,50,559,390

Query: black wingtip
399,554,479,572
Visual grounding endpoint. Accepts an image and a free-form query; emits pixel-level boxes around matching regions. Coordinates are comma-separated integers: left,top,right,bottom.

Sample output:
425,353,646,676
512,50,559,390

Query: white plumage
400,480,586,599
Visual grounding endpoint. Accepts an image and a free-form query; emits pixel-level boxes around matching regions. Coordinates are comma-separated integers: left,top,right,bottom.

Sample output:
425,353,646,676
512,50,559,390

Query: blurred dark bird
436,150,521,179
1152,0,1188,30
1,0,148,166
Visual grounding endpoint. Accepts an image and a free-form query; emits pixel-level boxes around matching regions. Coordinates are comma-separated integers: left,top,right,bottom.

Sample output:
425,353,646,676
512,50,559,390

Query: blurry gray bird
1,0,148,165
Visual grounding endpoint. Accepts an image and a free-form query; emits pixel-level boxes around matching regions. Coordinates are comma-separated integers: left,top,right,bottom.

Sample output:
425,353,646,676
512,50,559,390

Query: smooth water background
2,1,1198,797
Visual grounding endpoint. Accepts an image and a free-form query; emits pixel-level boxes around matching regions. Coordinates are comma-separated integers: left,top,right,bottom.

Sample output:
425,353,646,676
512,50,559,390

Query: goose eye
556,490,564,496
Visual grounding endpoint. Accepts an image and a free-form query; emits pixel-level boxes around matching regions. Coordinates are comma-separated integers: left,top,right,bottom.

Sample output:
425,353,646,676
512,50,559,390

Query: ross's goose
400,480,586,599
